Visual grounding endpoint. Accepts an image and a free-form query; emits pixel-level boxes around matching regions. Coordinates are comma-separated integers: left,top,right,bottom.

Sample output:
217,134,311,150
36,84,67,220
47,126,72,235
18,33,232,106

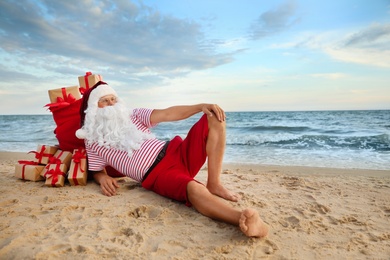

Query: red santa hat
76,81,118,139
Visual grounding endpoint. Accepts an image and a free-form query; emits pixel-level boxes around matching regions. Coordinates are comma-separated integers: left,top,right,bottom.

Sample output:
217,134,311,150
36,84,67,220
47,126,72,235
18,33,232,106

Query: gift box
78,72,103,94
43,163,67,187
68,148,88,186
29,145,58,165
15,161,45,181
48,86,81,104
48,150,73,168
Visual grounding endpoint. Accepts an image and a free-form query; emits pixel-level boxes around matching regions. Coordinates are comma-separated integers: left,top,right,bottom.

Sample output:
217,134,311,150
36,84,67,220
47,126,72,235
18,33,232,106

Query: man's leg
205,114,240,202
187,181,269,238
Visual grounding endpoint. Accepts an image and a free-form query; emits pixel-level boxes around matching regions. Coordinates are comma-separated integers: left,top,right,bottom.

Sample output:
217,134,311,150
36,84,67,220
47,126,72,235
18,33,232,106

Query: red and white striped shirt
86,108,165,182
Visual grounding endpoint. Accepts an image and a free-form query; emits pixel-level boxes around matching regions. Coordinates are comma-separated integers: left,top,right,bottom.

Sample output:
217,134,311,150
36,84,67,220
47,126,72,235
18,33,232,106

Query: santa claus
76,81,269,238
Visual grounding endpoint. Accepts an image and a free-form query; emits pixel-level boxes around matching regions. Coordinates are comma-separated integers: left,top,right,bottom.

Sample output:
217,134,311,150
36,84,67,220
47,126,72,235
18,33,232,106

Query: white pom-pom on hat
75,129,87,139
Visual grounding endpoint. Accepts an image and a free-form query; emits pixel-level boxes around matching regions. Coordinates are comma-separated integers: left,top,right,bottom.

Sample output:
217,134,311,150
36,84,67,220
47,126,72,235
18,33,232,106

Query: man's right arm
150,103,226,124
91,168,120,197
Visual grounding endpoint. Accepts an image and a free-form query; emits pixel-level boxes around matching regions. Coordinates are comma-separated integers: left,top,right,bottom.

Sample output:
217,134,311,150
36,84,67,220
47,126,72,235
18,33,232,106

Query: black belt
142,141,170,182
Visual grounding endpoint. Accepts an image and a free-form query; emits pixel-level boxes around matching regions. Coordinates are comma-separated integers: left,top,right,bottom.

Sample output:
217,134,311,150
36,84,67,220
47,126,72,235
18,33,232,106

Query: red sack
50,99,85,152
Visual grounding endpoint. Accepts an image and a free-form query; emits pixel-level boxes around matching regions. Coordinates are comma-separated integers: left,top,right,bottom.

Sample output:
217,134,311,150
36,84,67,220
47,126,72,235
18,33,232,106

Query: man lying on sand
75,81,269,238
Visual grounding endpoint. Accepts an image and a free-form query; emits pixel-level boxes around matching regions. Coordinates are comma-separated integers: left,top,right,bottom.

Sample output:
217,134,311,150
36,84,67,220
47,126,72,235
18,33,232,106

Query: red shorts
141,114,208,205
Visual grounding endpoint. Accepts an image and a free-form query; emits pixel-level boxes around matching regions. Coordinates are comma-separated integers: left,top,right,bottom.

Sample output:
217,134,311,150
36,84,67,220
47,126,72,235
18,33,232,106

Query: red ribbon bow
70,149,86,186
72,149,86,164
56,93,76,103
28,145,52,164
46,157,62,169
79,72,93,94
44,88,77,110
44,165,65,187
45,150,65,169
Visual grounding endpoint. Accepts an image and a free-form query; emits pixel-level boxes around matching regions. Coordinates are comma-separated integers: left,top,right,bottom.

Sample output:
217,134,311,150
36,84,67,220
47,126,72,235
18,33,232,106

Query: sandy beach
0,151,389,259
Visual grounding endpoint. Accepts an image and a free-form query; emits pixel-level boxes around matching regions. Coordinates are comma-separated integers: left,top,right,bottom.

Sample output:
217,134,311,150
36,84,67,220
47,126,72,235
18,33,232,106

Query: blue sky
0,0,389,114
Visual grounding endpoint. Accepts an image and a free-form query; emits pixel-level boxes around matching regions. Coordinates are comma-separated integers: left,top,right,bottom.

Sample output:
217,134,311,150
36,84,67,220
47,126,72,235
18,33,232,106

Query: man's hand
202,104,226,122
92,170,120,196
99,175,120,196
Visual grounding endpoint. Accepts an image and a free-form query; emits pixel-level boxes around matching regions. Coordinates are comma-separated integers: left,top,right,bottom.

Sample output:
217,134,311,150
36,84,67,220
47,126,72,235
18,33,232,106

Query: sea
1,110,389,170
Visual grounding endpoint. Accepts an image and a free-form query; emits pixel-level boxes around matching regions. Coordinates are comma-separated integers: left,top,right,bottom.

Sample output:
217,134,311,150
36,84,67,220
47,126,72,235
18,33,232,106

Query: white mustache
98,105,119,119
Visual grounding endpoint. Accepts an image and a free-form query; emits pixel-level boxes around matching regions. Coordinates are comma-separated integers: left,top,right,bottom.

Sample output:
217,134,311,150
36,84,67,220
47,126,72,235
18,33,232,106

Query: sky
0,0,389,114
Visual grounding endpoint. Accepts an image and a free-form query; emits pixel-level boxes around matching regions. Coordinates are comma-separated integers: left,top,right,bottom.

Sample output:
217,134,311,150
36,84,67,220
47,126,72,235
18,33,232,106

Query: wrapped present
48,150,73,168
78,72,103,94
43,163,67,187
15,161,45,181
29,145,58,165
46,86,81,107
68,148,88,186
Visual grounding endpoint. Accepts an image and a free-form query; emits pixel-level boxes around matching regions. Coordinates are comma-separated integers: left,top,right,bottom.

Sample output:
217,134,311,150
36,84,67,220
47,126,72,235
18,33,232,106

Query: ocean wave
229,125,369,137
227,133,390,151
244,125,312,133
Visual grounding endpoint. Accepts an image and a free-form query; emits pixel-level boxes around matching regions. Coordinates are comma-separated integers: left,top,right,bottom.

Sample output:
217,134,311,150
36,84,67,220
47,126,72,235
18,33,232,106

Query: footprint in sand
129,205,163,219
382,206,390,216
253,239,279,256
309,202,330,214
214,244,233,254
338,215,367,226
117,178,141,190
281,176,305,190
279,215,301,229
305,194,316,201
120,227,135,237
119,227,144,243
367,232,390,242
222,169,233,174
0,199,19,207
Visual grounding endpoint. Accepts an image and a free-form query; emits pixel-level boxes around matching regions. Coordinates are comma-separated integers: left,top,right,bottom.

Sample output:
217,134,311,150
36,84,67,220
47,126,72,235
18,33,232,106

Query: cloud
0,0,235,86
325,47,390,68
344,23,390,50
327,23,390,68
310,73,347,80
274,23,390,68
248,0,300,40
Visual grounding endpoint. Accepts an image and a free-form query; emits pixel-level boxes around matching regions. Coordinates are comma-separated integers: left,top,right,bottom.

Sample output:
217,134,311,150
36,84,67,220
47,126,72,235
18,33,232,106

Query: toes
233,193,241,201
207,185,239,202
239,214,248,231
226,191,240,202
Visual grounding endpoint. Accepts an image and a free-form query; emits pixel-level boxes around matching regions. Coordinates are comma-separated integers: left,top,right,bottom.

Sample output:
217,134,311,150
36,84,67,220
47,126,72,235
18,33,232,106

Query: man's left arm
150,103,226,124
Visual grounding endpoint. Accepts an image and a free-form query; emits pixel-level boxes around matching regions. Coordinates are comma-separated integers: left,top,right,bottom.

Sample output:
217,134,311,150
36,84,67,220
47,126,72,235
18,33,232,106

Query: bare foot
239,208,269,238
207,183,240,202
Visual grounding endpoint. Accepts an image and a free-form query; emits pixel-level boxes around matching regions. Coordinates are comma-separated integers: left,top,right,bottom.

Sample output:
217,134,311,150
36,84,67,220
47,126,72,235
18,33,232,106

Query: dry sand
0,151,389,259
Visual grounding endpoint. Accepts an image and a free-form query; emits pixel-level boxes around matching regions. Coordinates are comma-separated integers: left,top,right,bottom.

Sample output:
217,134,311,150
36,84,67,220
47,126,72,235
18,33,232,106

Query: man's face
98,95,117,108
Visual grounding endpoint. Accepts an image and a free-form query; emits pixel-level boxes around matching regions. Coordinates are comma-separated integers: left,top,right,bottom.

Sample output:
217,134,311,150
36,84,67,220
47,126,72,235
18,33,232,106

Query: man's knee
207,114,226,131
187,181,208,199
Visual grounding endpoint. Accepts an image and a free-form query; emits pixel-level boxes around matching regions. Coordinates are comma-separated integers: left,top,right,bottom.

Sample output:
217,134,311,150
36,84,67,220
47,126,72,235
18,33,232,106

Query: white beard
83,101,154,157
